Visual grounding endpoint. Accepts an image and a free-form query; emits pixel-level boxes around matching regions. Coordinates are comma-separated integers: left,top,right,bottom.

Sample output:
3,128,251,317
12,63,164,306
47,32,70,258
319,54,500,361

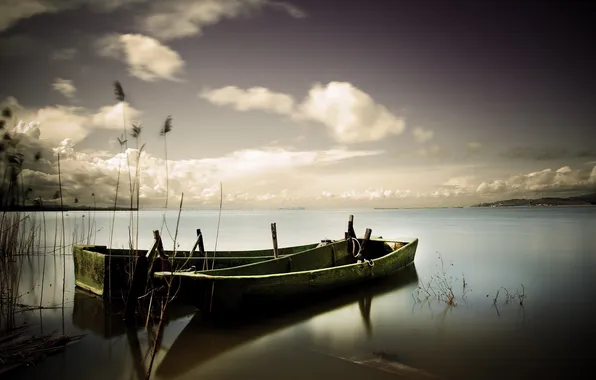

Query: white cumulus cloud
201,81,406,144
140,0,305,41
475,165,596,195
4,129,384,208
1,97,142,144
95,33,185,82
296,82,405,143
200,86,295,115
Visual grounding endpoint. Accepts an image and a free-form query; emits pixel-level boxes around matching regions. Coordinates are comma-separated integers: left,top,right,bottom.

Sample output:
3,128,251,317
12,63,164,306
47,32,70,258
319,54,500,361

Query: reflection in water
156,266,419,379
70,290,195,380
358,295,373,339
126,327,147,380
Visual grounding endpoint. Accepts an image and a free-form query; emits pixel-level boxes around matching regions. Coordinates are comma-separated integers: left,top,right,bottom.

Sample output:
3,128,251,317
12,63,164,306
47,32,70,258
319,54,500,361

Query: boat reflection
71,290,196,338
156,265,419,379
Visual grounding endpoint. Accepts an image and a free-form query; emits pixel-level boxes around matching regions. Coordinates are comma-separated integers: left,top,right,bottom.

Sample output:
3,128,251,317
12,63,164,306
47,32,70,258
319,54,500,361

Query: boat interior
174,238,407,277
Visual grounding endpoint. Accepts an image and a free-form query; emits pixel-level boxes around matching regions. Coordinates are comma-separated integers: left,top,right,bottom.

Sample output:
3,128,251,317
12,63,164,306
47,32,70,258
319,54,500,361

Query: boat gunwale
72,242,318,258
154,237,418,280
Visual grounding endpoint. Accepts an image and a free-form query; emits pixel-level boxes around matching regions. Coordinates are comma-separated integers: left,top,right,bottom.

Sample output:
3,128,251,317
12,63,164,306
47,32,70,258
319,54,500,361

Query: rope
350,236,373,267
350,237,362,257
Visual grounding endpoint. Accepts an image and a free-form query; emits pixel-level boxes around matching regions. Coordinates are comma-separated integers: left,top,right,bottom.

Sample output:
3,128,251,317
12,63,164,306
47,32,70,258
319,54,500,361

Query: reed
145,192,184,379
159,115,172,235
413,252,462,306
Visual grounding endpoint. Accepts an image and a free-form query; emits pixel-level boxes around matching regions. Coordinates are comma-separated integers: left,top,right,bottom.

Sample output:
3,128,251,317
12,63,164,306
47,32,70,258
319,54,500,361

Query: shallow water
8,206,596,379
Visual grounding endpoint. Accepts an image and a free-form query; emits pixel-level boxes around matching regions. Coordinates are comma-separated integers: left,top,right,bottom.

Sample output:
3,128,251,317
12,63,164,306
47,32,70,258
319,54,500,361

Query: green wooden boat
154,236,418,314
73,241,320,298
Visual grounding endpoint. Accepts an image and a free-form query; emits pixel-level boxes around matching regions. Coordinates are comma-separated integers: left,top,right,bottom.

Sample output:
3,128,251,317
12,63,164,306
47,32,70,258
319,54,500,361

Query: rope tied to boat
350,237,374,267
359,258,375,268
350,237,362,258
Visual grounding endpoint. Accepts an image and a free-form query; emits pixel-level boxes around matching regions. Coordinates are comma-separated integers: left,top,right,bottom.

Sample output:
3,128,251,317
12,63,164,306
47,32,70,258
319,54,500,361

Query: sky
0,0,595,209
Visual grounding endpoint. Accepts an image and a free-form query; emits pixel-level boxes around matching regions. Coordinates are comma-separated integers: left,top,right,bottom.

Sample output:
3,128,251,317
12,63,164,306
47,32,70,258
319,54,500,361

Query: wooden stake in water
271,222,279,258
359,228,373,260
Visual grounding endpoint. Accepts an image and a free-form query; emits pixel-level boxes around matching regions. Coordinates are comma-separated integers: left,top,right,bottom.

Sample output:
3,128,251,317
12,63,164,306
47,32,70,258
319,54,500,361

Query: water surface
10,207,596,380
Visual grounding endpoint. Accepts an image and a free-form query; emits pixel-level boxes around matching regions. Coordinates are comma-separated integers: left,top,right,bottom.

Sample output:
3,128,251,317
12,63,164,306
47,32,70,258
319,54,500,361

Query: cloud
475,165,596,196
95,33,185,82
202,81,406,144
442,176,475,191
0,34,48,57
498,146,596,161
52,78,76,99
140,0,306,41
416,144,446,158
51,47,77,60
0,0,53,32
200,86,295,115
319,188,413,201
90,103,142,130
88,0,148,12
0,0,149,33
1,96,142,145
4,130,384,208
411,127,434,143
296,82,405,143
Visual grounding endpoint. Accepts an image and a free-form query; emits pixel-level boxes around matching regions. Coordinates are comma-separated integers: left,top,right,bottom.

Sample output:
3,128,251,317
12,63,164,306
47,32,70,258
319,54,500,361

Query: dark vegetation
0,81,188,378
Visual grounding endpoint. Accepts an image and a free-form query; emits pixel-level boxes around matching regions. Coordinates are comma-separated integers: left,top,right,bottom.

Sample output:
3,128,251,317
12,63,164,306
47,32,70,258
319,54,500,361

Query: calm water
8,207,596,380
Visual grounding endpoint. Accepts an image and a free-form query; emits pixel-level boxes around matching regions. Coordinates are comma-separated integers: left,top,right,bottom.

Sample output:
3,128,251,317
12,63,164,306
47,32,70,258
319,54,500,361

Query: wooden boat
73,240,320,298
154,234,418,314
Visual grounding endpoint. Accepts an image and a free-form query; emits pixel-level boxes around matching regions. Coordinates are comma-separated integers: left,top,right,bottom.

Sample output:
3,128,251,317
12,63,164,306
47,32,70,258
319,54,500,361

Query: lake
8,206,596,380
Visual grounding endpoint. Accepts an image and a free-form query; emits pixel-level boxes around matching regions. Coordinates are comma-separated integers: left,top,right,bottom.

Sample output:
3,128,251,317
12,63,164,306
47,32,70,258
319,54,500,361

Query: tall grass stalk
57,154,66,309
39,199,47,308
146,192,184,379
108,137,126,300
159,116,172,235
114,81,134,210
211,182,223,270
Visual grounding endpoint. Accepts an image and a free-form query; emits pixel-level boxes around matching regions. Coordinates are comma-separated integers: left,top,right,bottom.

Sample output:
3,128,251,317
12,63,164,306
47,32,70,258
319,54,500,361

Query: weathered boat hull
156,237,418,314
73,242,319,298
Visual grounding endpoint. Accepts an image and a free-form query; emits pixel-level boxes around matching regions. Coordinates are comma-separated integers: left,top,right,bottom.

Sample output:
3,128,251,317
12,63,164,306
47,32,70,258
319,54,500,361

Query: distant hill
471,192,596,208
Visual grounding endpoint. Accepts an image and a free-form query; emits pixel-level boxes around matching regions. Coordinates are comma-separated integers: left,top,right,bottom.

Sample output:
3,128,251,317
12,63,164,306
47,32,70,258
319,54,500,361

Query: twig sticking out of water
211,182,223,270
413,252,461,306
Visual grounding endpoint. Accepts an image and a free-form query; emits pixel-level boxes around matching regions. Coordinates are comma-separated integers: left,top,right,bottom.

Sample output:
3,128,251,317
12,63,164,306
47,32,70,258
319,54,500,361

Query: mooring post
125,230,159,324
197,228,206,257
197,228,206,270
348,215,356,238
358,228,372,260
347,215,356,255
271,222,279,258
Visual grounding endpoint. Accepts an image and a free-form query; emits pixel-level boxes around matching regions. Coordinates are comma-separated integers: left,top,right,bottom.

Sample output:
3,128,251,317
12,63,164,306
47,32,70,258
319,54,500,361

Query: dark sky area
0,0,594,207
